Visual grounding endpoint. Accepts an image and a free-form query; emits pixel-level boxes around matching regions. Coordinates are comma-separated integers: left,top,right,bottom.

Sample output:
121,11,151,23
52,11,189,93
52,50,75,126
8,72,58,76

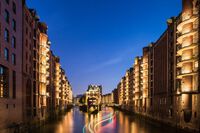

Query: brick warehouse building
0,0,73,132
111,0,200,132
0,0,23,130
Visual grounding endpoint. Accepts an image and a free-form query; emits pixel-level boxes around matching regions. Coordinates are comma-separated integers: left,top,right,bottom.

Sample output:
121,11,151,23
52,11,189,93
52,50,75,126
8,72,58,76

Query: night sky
27,0,181,95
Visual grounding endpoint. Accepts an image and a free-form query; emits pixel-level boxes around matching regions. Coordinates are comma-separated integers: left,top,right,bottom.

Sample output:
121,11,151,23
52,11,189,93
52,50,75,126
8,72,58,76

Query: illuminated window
195,61,198,68
0,65,9,98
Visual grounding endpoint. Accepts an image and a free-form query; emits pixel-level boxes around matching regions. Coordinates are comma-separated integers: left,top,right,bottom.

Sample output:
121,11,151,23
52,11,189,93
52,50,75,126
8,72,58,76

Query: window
5,0,9,4
0,65,9,98
4,29,9,42
12,53,16,65
11,36,16,48
12,2,16,14
33,51,36,58
5,0,10,4
4,10,9,23
4,48,9,61
29,55,31,63
195,61,198,69
194,112,197,118
12,19,16,31
26,52,28,60
12,71,16,99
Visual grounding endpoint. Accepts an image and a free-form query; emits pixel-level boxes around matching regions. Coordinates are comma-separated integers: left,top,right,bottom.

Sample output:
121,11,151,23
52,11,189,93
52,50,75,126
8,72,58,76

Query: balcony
177,87,199,94
46,44,50,50
177,70,198,79
177,14,198,32
177,30,198,44
46,54,50,60
46,71,50,77
177,55,198,67
177,43,198,55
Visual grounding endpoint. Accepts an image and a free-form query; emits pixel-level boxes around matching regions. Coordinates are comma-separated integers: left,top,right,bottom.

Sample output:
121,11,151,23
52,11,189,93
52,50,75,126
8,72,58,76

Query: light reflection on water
35,107,178,133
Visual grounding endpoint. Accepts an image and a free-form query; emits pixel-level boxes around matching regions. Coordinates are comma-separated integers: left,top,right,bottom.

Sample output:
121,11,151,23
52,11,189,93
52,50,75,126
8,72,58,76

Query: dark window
33,109,36,116
4,29,9,42
33,70,36,78
11,36,16,48
34,29,36,37
12,53,16,65
12,71,16,98
29,55,31,63
12,2,16,14
12,19,16,31
5,0,9,4
34,40,36,48
33,81,36,93
26,52,28,60
33,51,36,58
4,10,9,23
0,65,9,98
150,98,153,106
194,112,197,118
4,48,9,61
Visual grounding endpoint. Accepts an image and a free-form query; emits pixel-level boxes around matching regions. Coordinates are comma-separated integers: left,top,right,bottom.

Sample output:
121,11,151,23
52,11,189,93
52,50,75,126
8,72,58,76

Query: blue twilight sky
27,0,181,95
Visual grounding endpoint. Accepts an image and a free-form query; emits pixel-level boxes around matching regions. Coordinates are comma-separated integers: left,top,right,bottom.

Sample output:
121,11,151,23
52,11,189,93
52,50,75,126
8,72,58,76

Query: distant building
133,57,142,113
112,88,119,105
74,94,83,105
85,85,102,106
102,93,113,106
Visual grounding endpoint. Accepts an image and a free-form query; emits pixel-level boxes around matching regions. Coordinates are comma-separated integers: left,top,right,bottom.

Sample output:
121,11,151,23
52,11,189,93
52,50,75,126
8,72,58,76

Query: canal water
35,107,179,133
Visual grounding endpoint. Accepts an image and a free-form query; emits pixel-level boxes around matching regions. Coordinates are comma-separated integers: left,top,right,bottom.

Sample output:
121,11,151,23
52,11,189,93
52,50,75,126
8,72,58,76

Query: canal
35,107,179,133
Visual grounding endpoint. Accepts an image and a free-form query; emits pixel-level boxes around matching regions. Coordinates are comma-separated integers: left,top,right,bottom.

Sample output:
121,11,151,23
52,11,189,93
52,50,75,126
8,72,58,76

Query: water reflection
55,109,74,133
35,107,178,133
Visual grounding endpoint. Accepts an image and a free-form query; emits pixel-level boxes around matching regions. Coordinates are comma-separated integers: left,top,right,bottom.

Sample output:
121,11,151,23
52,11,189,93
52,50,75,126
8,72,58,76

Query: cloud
87,57,122,73
86,46,138,73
